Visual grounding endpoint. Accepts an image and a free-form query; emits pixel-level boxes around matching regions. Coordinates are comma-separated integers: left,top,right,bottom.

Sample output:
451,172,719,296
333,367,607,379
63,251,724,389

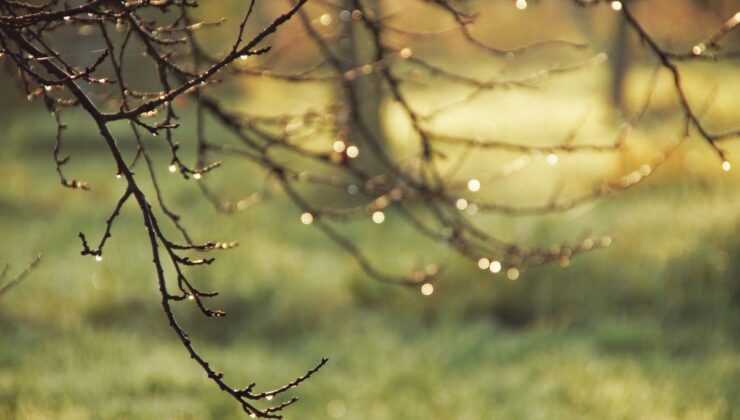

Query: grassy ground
1,57,739,419
1,146,739,419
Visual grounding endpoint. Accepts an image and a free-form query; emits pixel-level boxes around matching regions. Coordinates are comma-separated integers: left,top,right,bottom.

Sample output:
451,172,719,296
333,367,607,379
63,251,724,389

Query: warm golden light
467,179,481,192
692,43,705,55
400,48,412,59
490,260,502,273
193,172,202,180
421,283,434,296
346,145,360,158
478,257,490,270
319,14,332,26
372,211,385,224
456,198,468,210
515,0,527,10
301,212,314,225
506,267,519,280
610,1,622,11
168,164,177,173
333,140,346,153
95,255,103,262
722,161,731,172
546,153,558,166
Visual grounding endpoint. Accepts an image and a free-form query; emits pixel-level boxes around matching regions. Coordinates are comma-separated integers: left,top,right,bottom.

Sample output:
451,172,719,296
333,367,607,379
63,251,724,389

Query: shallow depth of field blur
1,1,739,419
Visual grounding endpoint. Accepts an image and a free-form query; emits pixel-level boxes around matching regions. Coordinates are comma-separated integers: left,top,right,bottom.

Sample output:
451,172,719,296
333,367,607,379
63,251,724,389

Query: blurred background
1,0,739,418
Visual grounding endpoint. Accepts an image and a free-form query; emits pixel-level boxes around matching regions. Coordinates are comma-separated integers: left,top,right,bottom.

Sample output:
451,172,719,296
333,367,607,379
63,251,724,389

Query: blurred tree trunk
339,0,387,157
574,9,630,112
610,16,629,112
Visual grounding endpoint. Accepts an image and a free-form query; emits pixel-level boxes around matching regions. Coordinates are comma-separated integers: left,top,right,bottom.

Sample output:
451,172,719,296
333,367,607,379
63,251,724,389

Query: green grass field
1,56,739,419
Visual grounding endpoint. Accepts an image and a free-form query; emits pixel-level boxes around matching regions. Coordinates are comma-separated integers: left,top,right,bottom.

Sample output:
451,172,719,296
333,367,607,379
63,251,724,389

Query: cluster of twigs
1,1,324,418
1,0,737,417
